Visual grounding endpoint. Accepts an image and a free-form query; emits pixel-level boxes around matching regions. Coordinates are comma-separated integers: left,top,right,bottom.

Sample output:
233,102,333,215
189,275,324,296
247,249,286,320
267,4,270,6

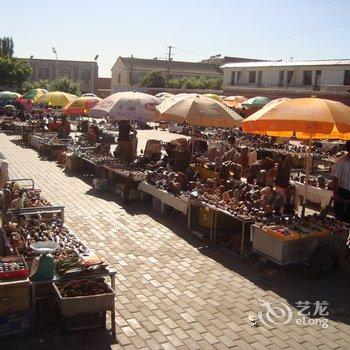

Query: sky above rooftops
1,0,349,77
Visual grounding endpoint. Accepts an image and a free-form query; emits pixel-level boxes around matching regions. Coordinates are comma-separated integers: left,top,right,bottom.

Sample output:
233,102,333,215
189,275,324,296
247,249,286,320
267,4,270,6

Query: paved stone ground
1,133,350,350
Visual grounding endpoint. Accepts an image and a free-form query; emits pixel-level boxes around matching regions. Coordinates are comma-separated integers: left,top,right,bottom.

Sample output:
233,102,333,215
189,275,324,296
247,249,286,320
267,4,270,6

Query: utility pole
166,45,174,84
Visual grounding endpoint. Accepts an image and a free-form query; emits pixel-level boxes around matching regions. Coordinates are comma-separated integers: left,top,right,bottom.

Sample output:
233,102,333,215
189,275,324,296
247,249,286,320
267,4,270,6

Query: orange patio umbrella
63,96,102,115
223,95,247,108
242,97,350,214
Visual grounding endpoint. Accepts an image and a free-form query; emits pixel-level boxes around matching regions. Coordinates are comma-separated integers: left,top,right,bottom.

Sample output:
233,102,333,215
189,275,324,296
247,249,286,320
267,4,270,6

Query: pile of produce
2,181,50,209
54,250,82,275
291,174,332,190
80,149,114,165
5,214,89,257
256,214,349,236
0,258,26,273
193,180,288,219
57,279,111,297
146,168,189,195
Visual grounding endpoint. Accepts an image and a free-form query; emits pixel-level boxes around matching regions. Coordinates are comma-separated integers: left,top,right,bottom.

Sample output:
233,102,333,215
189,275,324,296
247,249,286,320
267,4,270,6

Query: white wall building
221,59,350,92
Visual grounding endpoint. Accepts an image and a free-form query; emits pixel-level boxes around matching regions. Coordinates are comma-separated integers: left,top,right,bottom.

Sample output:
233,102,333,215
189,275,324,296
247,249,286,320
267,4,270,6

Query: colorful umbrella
21,88,48,102
91,91,161,122
203,93,223,102
155,92,174,101
63,96,102,115
81,93,97,97
241,96,269,108
35,91,77,107
0,91,21,103
156,93,242,128
242,97,350,214
223,95,247,108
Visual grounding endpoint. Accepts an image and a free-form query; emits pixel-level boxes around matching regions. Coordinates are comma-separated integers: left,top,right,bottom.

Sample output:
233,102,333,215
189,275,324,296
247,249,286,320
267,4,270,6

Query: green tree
0,37,14,57
140,70,166,88
0,56,32,89
50,76,81,95
23,79,51,91
22,77,82,95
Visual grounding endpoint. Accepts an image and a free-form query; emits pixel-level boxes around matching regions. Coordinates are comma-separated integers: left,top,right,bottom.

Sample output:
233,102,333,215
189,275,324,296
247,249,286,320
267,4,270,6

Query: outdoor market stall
241,97,350,265
0,179,117,340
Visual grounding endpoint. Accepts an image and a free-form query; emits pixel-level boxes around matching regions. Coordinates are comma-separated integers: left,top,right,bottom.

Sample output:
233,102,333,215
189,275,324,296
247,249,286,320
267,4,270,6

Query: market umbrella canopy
203,93,223,102
156,93,242,128
21,88,48,102
63,96,102,115
241,96,269,108
223,95,247,107
90,91,161,122
155,92,174,101
35,91,77,107
0,91,21,102
81,93,97,97
242,97,350,139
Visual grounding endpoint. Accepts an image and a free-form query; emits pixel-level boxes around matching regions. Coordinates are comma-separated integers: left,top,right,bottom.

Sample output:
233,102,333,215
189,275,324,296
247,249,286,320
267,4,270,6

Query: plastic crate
0,309,32,338
61,311,106,332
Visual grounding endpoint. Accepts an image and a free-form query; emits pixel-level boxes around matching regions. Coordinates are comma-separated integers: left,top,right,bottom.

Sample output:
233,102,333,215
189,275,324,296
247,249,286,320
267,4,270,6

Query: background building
111,56,222,92
222,59,350,104
97,77,111,98
23,58,98,94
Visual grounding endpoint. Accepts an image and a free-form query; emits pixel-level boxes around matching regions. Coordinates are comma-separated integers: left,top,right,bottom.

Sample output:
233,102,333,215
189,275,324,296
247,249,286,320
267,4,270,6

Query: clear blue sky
1,0,349,77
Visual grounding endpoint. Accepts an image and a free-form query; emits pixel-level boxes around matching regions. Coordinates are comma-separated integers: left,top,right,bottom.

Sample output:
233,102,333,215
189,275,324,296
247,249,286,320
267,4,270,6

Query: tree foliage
167,76,222,90
0,57,32,89
139,70,222,90
140,70,166,88
0,37,14,57
23,77,81,95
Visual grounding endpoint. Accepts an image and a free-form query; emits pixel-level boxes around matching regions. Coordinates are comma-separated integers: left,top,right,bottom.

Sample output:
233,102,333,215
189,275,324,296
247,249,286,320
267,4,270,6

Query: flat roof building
22,58,98,94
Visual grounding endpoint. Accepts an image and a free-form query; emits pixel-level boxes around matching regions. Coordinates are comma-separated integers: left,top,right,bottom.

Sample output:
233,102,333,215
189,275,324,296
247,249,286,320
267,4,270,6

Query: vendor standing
332,140,350,223
57,116,71,139
114,120,136,162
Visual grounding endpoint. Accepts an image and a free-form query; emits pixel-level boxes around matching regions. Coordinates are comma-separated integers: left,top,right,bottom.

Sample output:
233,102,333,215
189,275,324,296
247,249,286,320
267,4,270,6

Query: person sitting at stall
57,116,71,139
86,125,98,146
81,119,89,133
96,139,112,156
332,140,350,223
48,116,60,132
113,120,136,163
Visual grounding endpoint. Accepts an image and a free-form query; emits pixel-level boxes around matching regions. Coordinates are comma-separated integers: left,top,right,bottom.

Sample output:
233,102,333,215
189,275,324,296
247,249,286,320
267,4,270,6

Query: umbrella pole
301,135,312,217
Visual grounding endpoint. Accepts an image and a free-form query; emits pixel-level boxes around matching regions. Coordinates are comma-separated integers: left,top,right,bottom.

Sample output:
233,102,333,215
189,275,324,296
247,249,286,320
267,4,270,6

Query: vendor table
30,267,117,341
187,200,254,256
138,181,190,215
250,224,348,266
293,181,333,208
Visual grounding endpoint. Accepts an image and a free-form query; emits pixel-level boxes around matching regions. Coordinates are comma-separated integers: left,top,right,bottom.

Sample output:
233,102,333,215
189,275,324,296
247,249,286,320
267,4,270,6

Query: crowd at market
1,87,350,339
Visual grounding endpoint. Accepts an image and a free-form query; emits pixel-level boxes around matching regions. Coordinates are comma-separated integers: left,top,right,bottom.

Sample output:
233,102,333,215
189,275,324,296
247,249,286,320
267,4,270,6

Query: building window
38,68,49,80
231,71,236,85
81,69,91,82
249,71,256,84
237,71,242,83
344,70,350,85
118,73,121,84
278,71,284,86
286,71,294,84
303,71,312,85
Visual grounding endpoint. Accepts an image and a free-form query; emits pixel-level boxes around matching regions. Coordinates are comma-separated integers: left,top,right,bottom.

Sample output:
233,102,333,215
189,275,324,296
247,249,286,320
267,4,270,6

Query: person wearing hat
332,140,350,223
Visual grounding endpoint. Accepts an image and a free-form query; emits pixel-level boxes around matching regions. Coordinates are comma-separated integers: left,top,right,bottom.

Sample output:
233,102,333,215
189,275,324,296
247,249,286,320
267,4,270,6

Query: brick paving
1,133,350,350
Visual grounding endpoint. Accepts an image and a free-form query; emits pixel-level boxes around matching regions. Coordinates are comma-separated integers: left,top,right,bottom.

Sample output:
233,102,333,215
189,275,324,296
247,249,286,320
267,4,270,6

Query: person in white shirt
332,141,350,223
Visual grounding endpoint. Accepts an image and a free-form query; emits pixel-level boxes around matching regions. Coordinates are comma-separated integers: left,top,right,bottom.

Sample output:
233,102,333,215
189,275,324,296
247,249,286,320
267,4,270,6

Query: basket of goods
53,279,115,316
0,256,29,279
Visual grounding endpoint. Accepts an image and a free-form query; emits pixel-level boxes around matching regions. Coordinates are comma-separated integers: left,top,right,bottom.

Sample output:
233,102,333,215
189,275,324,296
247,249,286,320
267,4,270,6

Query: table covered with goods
0,179,117,340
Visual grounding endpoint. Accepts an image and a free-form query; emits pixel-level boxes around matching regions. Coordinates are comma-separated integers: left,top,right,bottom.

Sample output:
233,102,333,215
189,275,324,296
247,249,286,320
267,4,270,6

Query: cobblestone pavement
1,133,350,350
